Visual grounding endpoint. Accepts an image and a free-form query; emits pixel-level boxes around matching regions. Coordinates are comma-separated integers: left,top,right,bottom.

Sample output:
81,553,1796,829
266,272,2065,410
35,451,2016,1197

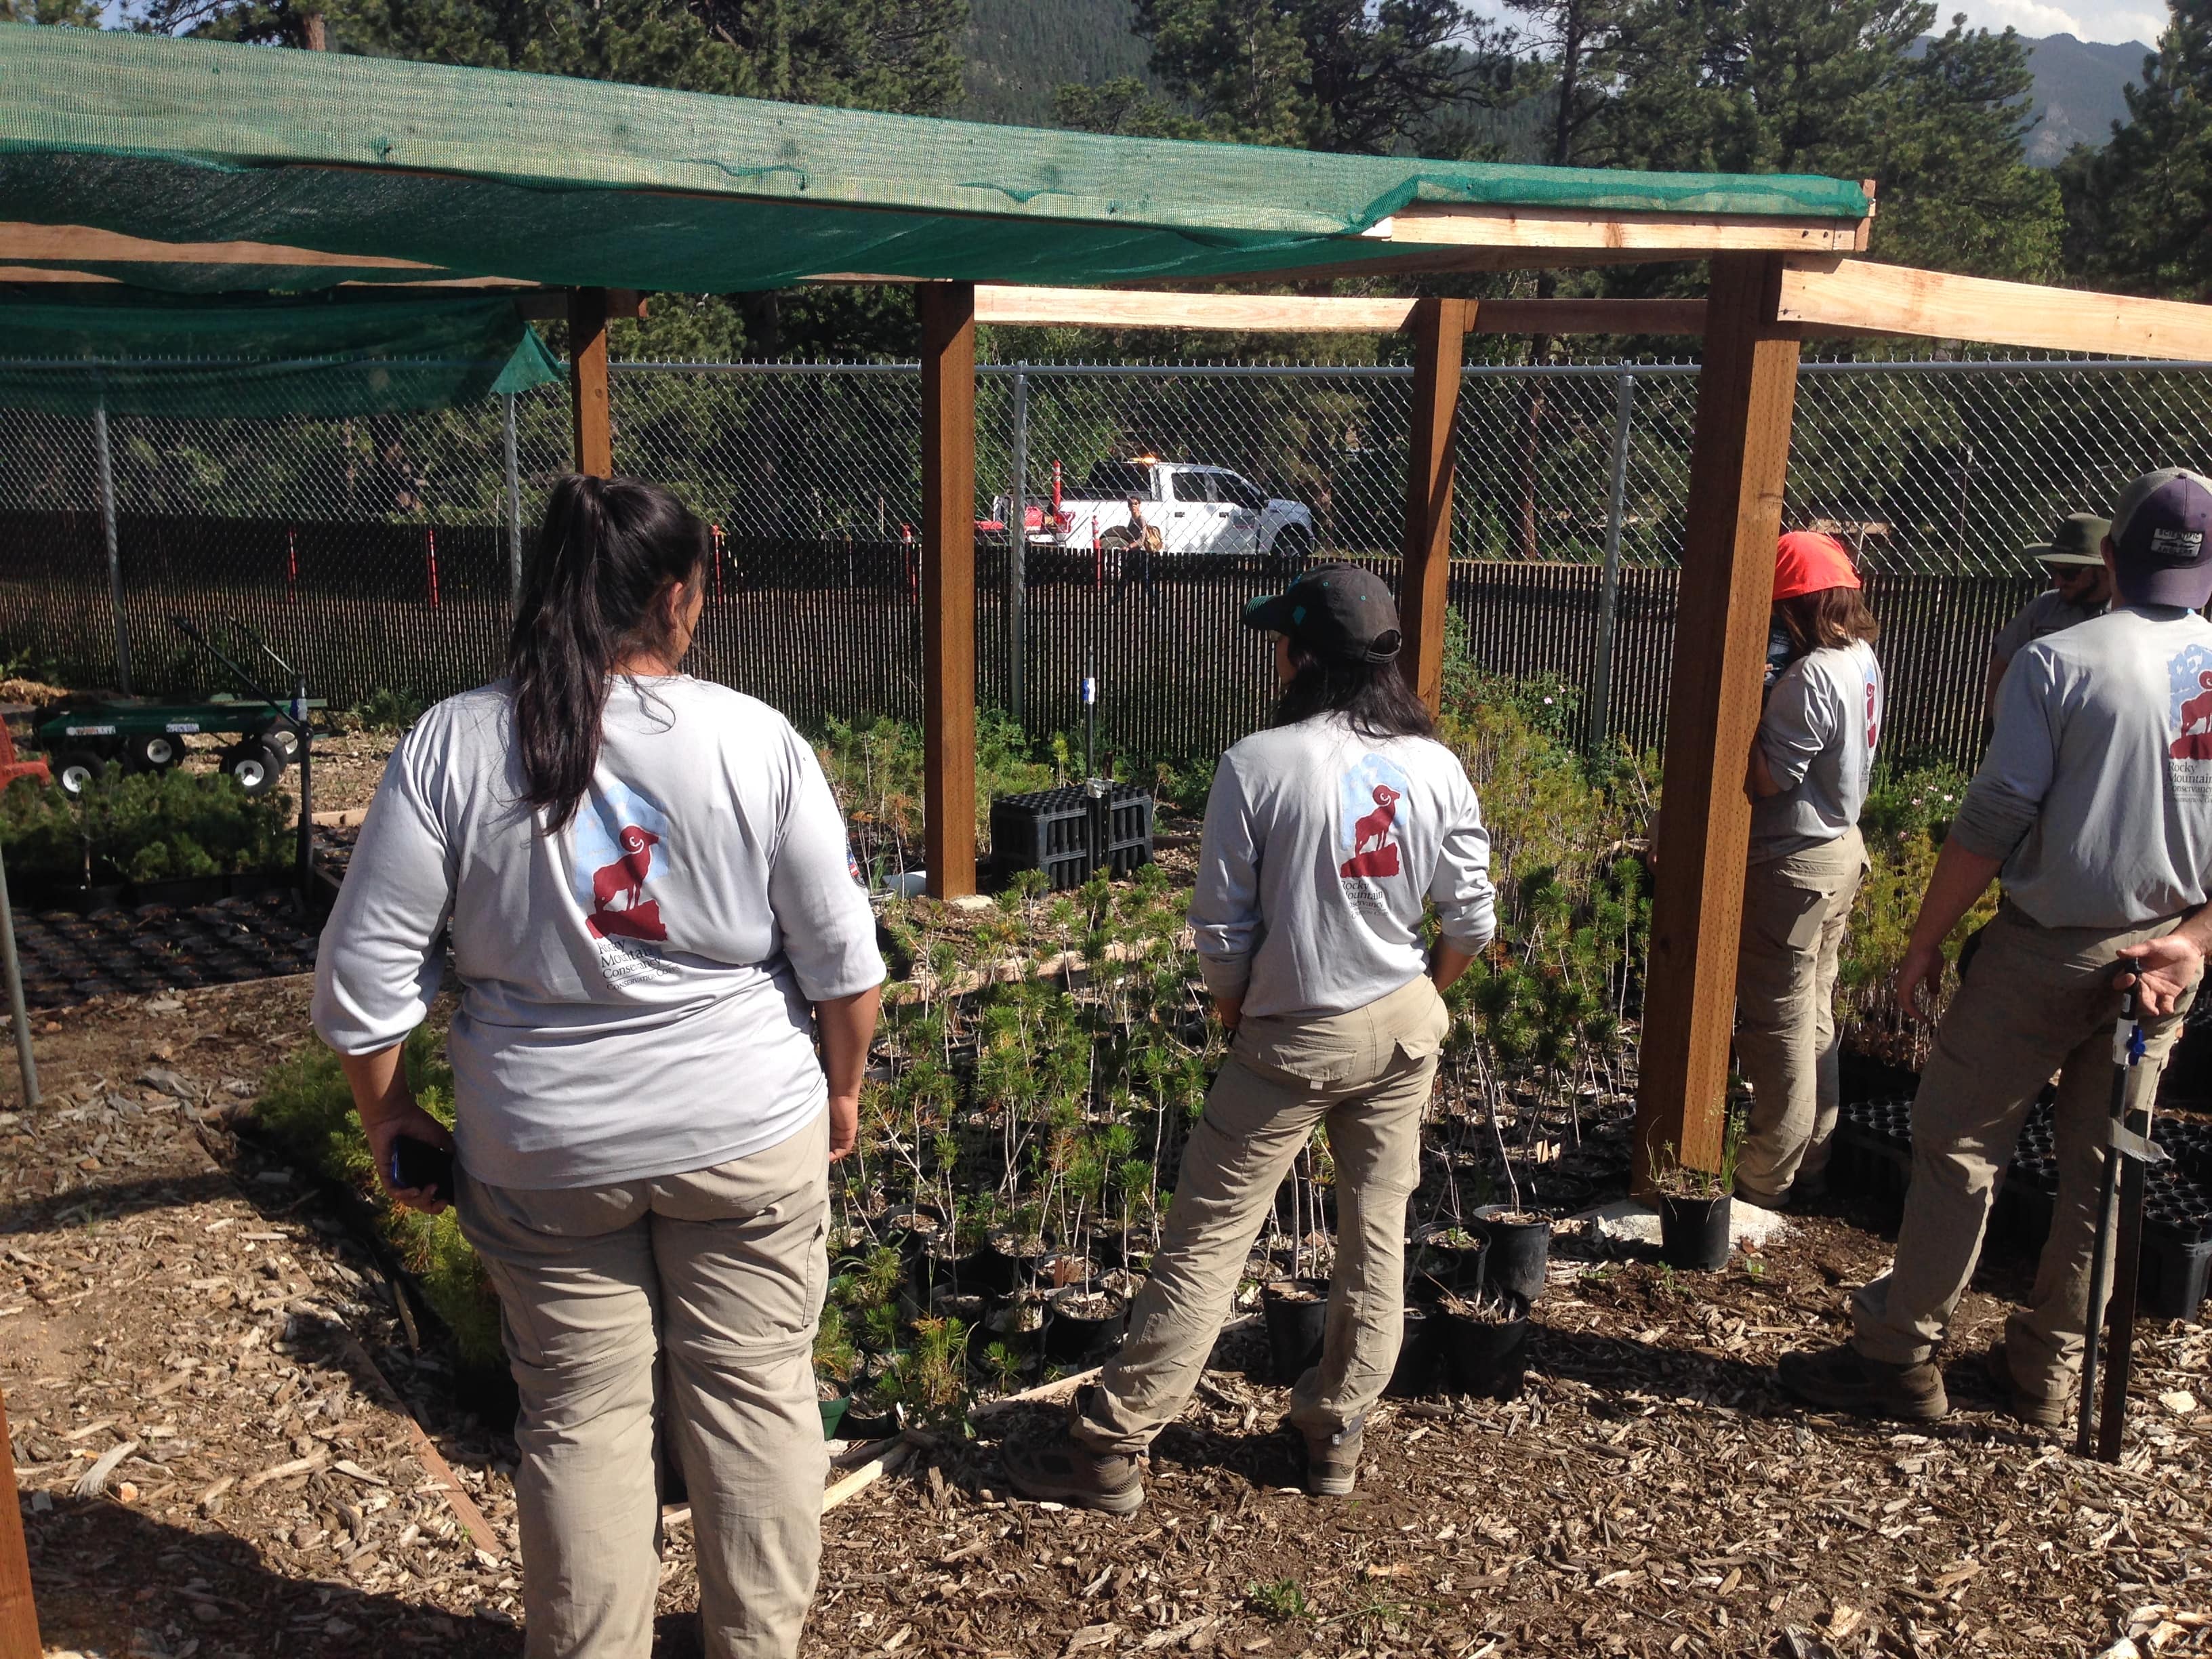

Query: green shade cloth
0,291,562,415
0,26,1869,295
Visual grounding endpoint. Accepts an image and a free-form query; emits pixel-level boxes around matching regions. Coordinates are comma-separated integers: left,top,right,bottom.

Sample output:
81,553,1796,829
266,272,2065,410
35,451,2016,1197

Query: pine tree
1054,0,1509,155
2060,0,2212,298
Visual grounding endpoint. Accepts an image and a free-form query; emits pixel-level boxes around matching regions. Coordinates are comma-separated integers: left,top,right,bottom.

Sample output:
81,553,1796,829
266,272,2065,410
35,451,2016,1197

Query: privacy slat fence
0,516,2036,773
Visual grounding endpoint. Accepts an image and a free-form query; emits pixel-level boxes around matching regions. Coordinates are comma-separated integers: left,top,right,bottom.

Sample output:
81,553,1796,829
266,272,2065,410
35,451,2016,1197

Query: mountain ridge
957,7,2154,167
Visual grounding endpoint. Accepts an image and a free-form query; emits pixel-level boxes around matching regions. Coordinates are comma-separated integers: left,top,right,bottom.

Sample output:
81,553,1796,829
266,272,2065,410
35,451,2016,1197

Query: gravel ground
5,984,2211,1659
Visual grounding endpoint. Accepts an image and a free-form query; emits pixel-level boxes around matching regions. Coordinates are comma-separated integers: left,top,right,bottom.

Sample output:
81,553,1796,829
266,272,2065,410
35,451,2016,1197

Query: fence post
1586,367,1638,750
1008,363,1029,731
92,403,131,696
504,391,523,606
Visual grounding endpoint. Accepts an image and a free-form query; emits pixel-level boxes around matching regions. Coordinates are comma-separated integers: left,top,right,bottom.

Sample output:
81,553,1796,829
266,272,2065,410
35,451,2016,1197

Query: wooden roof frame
5,217,2210,1201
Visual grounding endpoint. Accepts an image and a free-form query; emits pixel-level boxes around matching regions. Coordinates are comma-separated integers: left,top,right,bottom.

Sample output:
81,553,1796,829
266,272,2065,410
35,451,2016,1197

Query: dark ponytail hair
1271,639,1435,741
508,474,708,832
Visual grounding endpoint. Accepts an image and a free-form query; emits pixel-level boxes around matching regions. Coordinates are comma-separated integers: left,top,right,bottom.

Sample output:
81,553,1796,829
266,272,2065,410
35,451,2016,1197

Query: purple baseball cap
2111,467,2212,609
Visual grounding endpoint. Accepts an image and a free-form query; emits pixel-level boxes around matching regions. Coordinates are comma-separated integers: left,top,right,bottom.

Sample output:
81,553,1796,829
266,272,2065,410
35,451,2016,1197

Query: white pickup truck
992,457,1318,566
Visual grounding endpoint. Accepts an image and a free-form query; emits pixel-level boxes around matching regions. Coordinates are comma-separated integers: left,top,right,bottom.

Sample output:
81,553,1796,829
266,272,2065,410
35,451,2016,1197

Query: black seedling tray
1833,1093,2212,1317
989,783,1153,891
13,890,319,1009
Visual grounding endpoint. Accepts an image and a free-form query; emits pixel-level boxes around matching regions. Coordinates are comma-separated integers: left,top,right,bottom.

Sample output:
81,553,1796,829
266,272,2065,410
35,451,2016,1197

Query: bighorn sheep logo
1340,783,1404,879
2174,668,2212,761
588,825,667,941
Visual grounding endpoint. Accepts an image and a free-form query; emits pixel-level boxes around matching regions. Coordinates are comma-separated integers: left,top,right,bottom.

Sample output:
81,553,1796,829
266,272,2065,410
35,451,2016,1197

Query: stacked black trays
1831,1092,2212,1318
989,784,1155,891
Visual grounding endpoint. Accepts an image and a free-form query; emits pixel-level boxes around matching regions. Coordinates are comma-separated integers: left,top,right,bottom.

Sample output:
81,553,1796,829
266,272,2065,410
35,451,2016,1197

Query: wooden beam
974,286,1708,337
1777,257,2212,359
1376,203,1870,256
1633,254,1802,1189
920,281,979,901
976,285,1419,332
1399,296,1469,716
567,286,612,478
0,222,441,270
0,266,117,285
0,1387,41,1659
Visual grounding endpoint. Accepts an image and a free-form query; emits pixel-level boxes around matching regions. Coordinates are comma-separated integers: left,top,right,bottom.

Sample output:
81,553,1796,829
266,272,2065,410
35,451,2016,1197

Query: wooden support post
920,282,978,901
0,1387,42,1659
1399,297,1470,715
567,286,613,478
1633,255,1801,1187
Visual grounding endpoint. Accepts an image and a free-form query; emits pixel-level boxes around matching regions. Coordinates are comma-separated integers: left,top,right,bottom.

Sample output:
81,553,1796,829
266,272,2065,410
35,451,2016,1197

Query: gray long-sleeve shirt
1951,606,2212,929
1750,640,1883,862
312,678,884,1189
1190,714,1494,1021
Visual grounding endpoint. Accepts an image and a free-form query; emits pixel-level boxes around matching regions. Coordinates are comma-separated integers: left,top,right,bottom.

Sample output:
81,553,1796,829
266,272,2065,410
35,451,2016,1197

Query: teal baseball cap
1242,561,1401,665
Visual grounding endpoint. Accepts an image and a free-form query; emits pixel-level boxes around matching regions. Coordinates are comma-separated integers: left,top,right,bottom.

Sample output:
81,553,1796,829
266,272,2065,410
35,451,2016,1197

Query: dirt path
5,986,2211,1658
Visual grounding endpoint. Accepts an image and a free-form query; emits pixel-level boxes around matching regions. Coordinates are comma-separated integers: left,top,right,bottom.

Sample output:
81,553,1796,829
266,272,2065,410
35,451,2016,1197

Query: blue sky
1944,0,2161,46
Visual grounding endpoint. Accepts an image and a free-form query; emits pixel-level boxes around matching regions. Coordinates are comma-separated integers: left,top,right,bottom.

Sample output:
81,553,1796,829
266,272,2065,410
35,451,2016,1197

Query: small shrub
344,687,431,733
1247,1578,1309,1622
254,1031,505,1371
1,766,291,886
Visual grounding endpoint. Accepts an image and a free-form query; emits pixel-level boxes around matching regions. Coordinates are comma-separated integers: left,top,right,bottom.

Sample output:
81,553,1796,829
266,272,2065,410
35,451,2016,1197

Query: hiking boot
1776,1342,1949,1420
1302,1418,1364,1498
1984,1339,2068,1429
1734,1182,1789,1214
1002,1427,1145,1515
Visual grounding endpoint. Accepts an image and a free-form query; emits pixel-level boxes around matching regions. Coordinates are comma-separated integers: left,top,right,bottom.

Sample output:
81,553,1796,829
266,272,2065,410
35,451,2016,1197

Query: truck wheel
127,733,182,773
223,740,286,797
55,750,110,800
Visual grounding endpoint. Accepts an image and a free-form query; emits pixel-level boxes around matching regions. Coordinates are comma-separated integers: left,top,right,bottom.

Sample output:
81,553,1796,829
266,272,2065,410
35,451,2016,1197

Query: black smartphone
388,1134,455,1200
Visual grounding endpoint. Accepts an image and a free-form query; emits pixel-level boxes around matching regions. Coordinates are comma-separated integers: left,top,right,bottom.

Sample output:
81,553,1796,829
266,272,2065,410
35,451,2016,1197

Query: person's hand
827,1090,861,1162
1213,996,1243,1033
360,1099,456,1216
1894,937,1947,1022
2117,932,2207,1018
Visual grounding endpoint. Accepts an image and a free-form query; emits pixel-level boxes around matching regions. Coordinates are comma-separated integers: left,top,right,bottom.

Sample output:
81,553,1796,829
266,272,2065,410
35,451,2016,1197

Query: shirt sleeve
1431,766,1496,952
311,722,455,1056
1950,644,2062,861
1189,754,1261,1001
1990,596,2041,665
764,728,886,1003
1757,655,1837,792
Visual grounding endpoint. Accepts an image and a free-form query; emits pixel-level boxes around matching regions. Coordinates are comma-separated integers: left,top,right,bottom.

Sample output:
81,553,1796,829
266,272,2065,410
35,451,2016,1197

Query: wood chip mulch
5,983,2211,1659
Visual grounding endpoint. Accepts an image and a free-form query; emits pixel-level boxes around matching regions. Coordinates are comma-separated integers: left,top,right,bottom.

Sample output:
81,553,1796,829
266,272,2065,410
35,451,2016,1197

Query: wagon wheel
127,732,183,773
54,749,110,800
222,739,287,797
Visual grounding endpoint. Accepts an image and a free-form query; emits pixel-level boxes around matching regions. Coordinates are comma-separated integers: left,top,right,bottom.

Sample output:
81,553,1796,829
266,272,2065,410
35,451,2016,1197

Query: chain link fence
2,356,2207,770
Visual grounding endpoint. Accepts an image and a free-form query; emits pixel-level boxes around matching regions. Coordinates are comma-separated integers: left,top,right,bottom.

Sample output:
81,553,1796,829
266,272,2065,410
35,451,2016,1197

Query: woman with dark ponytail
314,474,883,1659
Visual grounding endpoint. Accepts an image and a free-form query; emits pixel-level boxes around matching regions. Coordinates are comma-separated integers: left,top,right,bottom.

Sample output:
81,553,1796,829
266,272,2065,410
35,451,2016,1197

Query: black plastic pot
1475,1207,1551,1303
1044,1285,1129,1364
1386,1301,1446,1399
842,1393,901,1441
1656,1192,1734,1271
977,1229,1046,1296
1260,1277,1331,1385
1413,1227,1489,1300
1439,1294,1530,1399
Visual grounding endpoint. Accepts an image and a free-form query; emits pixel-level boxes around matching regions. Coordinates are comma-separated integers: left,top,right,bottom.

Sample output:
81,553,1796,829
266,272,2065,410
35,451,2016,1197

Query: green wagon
35,693,325,800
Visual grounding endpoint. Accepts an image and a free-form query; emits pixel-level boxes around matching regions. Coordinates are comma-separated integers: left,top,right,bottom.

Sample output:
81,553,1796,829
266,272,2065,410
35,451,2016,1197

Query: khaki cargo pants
1851,904,2197,1397
457,1109,830,1659
1735,827,1866,1201
1074,973,1450,1456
